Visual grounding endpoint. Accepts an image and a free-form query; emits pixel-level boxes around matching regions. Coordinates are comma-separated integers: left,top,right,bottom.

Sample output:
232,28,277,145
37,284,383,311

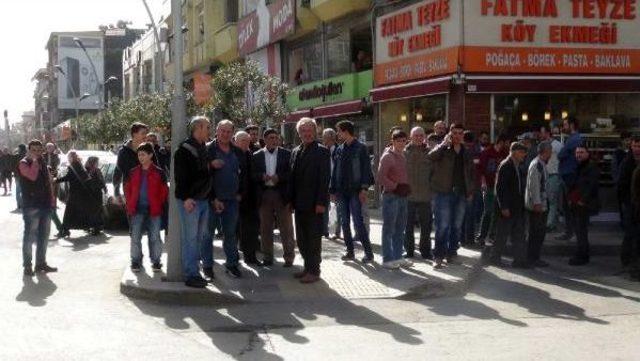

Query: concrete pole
166,0,186,282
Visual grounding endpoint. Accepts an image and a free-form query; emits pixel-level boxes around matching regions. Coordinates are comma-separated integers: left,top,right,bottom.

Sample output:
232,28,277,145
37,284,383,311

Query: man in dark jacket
115,122,149,197
428,123,476,268
205,120,247,278
568,145,600,266
618,136,640,269
331,120,374,263
490,142,528,267
290,117,330,284
253,129,294,267
174,116,212,288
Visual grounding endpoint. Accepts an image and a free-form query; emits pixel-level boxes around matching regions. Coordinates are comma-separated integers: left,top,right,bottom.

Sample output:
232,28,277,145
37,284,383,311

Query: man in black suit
289,118,331,284
490,141,529,268
252,129,295,267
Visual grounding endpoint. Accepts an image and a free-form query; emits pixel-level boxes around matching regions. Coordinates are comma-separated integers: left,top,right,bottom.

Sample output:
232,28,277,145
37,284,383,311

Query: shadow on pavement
59,233,112,252
15,274,57,307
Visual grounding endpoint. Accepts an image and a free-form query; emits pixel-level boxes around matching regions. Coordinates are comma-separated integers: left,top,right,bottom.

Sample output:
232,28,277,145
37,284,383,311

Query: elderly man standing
432,120,447,144
490,142,528,268
253,129,295,266
404,126,433,259
205,120,247,278
331,120,374,263
289,118,330,284
173,116,212,288
526,141,553,267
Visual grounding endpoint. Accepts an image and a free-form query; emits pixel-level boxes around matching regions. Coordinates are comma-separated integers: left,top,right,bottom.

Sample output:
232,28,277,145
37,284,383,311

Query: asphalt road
1,185,639,360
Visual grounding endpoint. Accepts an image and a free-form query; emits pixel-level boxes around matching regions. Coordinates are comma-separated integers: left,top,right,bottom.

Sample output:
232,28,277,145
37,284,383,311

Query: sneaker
23,267,34,277
568,257,589,266
341,253,355,261
361,255,374,264
382,261,400,269
131,263,142,273
225,266,242,278
35,264,58,273
184,277,207,288
152,263,163,272
203,267,215,280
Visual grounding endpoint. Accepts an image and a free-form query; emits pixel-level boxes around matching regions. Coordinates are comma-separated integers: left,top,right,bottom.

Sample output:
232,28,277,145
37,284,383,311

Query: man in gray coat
525,141,553,267
404,126,433,259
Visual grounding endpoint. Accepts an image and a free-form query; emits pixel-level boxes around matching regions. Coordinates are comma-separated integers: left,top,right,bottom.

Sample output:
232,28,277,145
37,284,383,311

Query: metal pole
166,0,186,282
142,0,165,92
75,41,103,109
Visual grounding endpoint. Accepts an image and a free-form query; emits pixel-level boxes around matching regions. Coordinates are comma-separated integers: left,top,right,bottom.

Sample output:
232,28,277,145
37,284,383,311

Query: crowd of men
14,114,640,285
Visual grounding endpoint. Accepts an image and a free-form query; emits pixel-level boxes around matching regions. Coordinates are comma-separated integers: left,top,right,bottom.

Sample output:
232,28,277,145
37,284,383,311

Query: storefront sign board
287,70,373,110
238,0,295,56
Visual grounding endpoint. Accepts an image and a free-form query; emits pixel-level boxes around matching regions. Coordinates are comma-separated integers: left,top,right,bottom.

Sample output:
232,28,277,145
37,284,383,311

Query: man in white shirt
539,125,563,231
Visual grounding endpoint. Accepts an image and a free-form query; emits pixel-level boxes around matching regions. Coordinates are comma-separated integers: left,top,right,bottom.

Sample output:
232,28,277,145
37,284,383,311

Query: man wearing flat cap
489,141,529,267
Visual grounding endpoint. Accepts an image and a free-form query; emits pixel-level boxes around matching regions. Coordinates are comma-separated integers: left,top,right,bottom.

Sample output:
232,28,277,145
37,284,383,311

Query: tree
210,60,289,128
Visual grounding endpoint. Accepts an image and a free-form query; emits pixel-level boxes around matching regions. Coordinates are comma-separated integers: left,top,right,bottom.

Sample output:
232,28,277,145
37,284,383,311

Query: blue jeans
546,174,561,229
338,192,373,257
433,192,467,259
130,212,163,265
22,207,51,267
381,193,408,263
177,199,209,279
204,199,239,268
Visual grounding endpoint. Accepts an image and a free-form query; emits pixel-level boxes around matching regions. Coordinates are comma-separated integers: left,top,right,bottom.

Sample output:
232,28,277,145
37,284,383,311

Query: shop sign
238,0,295,56
287,70,373,110
464,0,640,74
374,0,461,86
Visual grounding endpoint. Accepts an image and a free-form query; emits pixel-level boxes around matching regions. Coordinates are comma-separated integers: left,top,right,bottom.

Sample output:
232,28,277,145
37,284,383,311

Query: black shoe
23,267,34,277
568,257,589,266
341,253,355,261
55,230,70,238
35,264,58,273
152,263,163,272
511,261,532,269
262,259,274,267
185,277,207,288
403,253,414,259
361,255,374,264
131,263,142,273
420,253,434,260
225,266,242,278
245,257,264,266
555,233,573,241
203,267,215,280
283,260,293,268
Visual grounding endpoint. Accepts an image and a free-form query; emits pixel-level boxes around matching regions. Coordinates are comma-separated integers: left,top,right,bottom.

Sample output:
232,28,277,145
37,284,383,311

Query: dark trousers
239,203,260,260
491,211,526,263
527,210,548,262
295,210,323,276
621,203,640,267
561,181,575,236
477,190,496,243
571,205,590,259
463,190,484,244
404,201,432,256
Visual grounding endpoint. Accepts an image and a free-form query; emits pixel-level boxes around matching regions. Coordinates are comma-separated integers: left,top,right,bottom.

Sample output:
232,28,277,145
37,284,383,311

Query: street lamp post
142,0,164,92
73,37,104,110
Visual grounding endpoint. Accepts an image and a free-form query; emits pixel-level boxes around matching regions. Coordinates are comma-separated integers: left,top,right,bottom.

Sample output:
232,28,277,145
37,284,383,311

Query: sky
0,0,168,124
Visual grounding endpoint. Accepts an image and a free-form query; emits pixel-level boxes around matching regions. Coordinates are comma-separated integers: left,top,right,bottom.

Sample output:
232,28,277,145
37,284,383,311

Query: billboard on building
238,0,295,56
57,35,104,110
374,0,461,86
463,0,640,74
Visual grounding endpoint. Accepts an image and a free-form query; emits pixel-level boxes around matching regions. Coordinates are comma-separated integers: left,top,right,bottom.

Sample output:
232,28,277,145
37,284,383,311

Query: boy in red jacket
124,142,169,272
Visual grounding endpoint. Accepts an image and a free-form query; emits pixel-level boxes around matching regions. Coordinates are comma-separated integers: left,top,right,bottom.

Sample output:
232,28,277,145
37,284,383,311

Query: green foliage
211,60,289,128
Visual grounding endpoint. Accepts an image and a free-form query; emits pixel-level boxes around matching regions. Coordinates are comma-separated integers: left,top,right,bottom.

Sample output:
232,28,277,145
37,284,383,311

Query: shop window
143,60,153,93
225,0,239,23
326,31,351,78
288,41,322,85
351,26,372,72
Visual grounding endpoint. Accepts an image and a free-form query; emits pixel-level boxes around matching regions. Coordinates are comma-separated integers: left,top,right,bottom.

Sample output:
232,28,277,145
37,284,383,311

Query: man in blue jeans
174,116,213,288
331,120,375,263
205,120,246,278
18,140,57,276
428,124,476,269
556,116,583,240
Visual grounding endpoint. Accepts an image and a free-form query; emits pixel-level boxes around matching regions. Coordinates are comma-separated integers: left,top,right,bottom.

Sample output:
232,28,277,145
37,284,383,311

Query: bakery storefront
285,70,374,150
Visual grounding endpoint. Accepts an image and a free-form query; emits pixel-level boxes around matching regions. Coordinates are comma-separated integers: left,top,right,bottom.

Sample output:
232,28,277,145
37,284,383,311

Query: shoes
246,257,264,267
262,259,274,267
23,267,34,276
421,253,434,260
55,230,70,238
225,266,242,278
398,259,413,268
203,267,215,280
283,260,294,268
403,253,414,259
382,261,400,270
152,263,163,272
185,276,208,288
568,257,589,266
555,233,573,241
511,261,532,269
445,256,460,265
341,252,355,261
300,274,320,284
293,270,307,279
131,263,142,273
361,255,374,264
433,258,445,269
531,260,549,268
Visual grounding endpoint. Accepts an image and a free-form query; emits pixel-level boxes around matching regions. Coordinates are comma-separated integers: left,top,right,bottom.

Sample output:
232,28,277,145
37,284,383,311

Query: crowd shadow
15,274,57,307
60,232,112,252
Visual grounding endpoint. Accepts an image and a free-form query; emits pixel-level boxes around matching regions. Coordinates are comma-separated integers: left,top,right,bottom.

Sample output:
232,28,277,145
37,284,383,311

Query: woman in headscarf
84,156,107,235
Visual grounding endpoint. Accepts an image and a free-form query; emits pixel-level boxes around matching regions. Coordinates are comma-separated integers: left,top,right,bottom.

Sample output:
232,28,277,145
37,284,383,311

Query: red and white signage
463,0,640,74
238,0,295,56
374,0,461,86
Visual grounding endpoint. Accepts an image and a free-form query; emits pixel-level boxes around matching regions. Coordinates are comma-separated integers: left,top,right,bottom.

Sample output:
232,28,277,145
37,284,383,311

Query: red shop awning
465,75,640,93
370,76,451,103
285,109,311,123
313,100,364,119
